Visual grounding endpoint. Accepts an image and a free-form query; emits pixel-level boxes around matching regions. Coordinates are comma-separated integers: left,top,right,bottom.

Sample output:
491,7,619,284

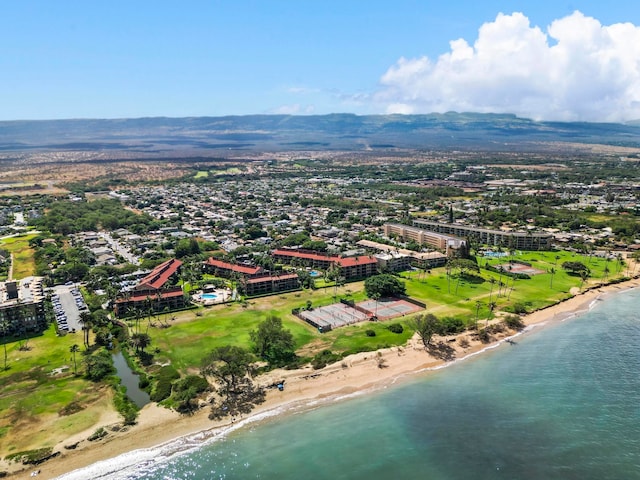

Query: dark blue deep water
60,288,640,479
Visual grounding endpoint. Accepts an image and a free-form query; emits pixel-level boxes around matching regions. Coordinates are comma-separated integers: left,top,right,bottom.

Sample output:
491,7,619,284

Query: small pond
112,351,151,408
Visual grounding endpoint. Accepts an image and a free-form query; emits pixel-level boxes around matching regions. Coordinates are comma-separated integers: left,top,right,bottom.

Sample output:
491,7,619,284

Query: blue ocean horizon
58,287,640,480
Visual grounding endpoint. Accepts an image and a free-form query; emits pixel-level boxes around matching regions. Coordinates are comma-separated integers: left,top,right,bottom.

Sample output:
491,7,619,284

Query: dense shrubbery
112,385,139,425
311,350,342,370
150,365,180,402
502,314,525,330
437,316,466,335
172,375,210,414
365,329,376,337
84,349,115,381
387,323,404,334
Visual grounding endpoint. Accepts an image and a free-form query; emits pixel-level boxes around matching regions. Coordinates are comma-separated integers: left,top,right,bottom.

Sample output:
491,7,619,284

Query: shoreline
8,277,640,480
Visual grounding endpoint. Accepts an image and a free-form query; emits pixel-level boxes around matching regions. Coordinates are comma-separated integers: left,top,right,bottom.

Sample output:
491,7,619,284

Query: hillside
1,113,640,157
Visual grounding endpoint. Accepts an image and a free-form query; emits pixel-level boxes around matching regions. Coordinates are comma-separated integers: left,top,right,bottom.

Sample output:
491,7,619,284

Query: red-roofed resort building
272,249,378,281
115,258,186,317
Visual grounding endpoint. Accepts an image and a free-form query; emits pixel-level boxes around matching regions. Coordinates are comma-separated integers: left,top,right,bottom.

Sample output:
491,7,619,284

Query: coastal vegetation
1,132,639,477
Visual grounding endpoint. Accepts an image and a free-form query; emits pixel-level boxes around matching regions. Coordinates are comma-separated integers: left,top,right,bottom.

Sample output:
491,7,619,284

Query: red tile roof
272,249,339,262
245,273,299,284
136,258,182,291
205,258,262,275
272,249,377,267
337,256,377,267
116,287,184,303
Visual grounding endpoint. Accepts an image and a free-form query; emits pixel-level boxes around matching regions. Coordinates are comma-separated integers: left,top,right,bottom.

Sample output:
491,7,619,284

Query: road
97,231,141,265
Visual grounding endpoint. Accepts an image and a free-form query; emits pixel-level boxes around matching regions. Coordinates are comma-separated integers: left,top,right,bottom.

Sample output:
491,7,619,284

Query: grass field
0,246,630,457
139,249,630,373
0,325,113,455
194,170,209,179
0,233,38,280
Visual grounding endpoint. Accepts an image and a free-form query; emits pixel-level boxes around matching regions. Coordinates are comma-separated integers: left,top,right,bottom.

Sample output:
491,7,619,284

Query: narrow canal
112,351,150,408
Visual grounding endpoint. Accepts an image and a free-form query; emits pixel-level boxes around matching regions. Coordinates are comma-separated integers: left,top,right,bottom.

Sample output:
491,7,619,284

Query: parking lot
52,284,89,333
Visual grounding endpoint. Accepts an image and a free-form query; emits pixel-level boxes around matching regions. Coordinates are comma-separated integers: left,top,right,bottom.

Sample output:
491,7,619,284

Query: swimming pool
309,270,321,277
201,293,218,300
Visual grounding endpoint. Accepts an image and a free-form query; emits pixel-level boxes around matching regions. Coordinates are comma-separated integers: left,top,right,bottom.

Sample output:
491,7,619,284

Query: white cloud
375,11,640,122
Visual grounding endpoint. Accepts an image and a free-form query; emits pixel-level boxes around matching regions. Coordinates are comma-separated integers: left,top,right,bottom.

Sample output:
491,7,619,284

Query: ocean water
60,288,640,480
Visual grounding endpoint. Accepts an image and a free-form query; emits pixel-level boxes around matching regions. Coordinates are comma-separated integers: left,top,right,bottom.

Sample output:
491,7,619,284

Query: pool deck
193,288,231,305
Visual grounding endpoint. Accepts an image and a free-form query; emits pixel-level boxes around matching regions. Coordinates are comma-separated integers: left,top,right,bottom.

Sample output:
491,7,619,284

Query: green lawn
0,325,111,454
0,246,630,456
143,249,628,373
0,233,38,280
194,170,209,179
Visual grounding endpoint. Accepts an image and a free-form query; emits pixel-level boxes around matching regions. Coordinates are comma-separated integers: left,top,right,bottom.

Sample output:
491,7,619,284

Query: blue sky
1,1,639,121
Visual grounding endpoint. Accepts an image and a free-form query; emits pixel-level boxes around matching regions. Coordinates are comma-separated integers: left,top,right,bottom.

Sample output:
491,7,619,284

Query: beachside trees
364,274,406,299
561,261,590,276
201,345,266,420
408,313,440,348
249,316,296,367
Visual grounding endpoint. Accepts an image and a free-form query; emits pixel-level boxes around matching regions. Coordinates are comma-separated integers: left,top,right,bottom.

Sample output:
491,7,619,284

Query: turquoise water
60,288,640,479
201,293,218,300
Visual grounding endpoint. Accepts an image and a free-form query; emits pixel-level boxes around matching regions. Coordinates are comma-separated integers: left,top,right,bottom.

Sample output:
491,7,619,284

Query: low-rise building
243,273,301,297
374,252,412,272
115,258,185,317
203,258,263,278
272,249,378,281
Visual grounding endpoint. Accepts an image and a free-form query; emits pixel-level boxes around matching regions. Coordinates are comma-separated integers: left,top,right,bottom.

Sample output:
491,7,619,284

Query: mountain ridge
1,113,639,153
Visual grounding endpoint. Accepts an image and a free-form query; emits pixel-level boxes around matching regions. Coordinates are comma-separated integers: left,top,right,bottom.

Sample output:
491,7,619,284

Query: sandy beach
8,277,640,480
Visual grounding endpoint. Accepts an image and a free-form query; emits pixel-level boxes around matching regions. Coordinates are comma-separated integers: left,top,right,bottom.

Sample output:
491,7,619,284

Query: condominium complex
411,220,552,251
0,277,46,336
272,249,379,281
115,258,185,317
383,223,466,254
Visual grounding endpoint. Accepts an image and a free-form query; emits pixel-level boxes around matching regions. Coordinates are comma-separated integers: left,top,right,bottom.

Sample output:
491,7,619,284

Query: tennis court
298,302,370,332
494,263,545,276
357,297,424,321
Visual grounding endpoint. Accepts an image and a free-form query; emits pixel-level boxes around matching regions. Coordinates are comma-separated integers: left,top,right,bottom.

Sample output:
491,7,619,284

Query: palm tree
79,311,93,349
488,278,496,303
372,292,381,319
616,253,623,274
474,300,482,330
579,270,589,290
131,332,151,354
486,301,497,328
133,307,143,334
549,267,556,289
497,266,505,297
1,318,10,371
70,344,80,375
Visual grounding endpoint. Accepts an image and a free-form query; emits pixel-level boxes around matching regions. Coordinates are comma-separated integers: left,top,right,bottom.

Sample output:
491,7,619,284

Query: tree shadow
427,341,456,361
